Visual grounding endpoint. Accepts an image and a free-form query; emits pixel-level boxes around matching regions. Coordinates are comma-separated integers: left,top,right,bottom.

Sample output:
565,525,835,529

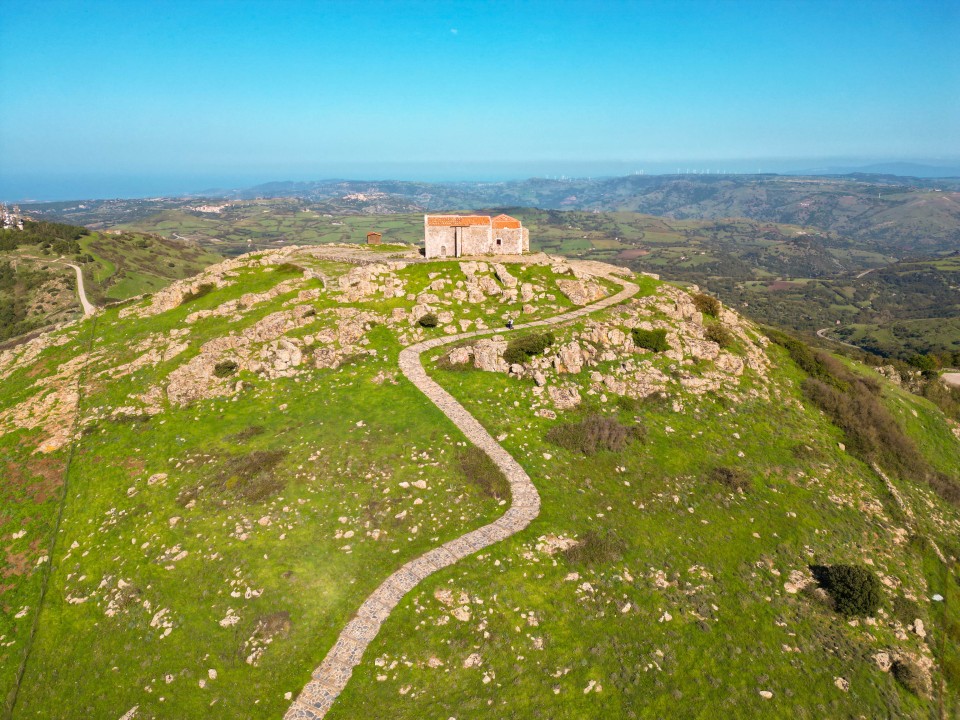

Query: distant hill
789,162,960,178
21,173,960,259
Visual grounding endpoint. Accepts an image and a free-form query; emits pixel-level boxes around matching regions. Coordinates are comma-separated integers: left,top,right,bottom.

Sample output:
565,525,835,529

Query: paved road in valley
816,326,861,350
285,272,640,720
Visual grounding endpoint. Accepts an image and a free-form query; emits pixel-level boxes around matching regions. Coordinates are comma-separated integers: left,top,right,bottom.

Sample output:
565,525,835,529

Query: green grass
2,248,957,719
325,311,958,720
0,249,630,718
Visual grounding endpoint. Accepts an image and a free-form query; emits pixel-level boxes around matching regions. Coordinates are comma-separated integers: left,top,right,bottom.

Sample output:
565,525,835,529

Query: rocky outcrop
556,278,605,306
0,350,96,452
470,338,510,373
337,262,406,302
547,384,582,410
492,263,517,289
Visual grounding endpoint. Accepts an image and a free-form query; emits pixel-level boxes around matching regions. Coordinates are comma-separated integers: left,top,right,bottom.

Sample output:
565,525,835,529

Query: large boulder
547,384,582,410
472,338,508,373
556,279,604,306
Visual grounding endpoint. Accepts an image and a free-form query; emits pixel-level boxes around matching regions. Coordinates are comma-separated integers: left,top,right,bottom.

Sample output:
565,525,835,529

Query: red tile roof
426,215,492,227
492,214,521,229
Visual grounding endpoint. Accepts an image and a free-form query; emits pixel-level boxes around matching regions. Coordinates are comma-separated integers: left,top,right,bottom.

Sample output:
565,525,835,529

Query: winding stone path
284,273,639,720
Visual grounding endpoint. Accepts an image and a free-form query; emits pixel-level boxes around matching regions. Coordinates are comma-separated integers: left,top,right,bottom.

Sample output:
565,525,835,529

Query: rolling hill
1,245,957,719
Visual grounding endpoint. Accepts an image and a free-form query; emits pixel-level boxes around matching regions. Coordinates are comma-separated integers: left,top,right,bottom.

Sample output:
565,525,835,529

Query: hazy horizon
5,156,960,204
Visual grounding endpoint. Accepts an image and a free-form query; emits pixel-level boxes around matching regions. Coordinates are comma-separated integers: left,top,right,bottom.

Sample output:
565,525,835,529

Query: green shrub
458,447,510,500
892,659,927,696
563,529,627,566
503,331,555,365
546,414,645,455
275,262,303,274
823,564,882,616
693,293,721,316
892,595,922,626
631,328,670,353
214,360,239,378
709,466,750,492
418,313,438,328
705,323,734,348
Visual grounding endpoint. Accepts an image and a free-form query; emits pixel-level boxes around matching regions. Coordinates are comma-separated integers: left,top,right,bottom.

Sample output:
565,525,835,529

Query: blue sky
1,0,958,198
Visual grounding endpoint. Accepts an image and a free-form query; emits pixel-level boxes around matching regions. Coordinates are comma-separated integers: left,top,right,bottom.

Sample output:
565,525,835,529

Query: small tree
824,564,882,616
418,313,438,328
705,323,734,348
631,328,670,353
693,293,721,317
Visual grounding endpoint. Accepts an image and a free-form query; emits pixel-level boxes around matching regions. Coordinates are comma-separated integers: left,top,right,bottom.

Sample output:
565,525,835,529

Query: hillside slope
0,246,957,719
0,221,221,341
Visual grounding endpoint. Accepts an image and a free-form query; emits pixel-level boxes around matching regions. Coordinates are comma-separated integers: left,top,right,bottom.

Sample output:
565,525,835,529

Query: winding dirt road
65,263,96,316
285,273,639,720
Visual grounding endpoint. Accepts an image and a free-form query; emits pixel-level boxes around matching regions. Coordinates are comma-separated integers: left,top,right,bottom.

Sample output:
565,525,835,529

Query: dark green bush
892,659,927,696
693,293,721,317
214,360,239,378
631,328,670,353
458,447,510,500
503,331,555,365
418,313,438,328
546,414,645,455
563,529,627,566
823,564,882,616
705,323,734,348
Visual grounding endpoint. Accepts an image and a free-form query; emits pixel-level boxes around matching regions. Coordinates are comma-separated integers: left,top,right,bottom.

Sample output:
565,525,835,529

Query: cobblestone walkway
285,274,639,719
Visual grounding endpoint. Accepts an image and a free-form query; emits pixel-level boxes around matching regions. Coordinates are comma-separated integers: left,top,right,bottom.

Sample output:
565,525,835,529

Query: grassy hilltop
120,202,960,362
0,246,958,719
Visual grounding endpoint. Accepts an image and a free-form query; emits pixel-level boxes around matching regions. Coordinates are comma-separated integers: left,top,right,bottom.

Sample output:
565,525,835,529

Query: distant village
0,204,24,230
